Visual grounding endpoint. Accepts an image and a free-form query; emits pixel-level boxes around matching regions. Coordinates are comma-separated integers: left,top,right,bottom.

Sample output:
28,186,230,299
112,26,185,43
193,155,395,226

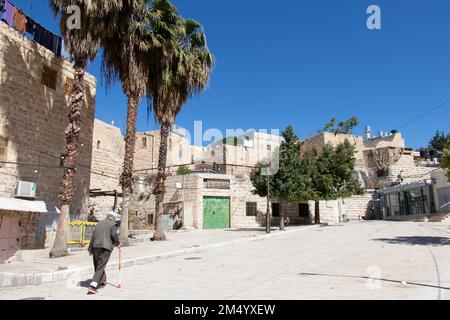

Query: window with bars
41,65,57,90
64,77,73,96
246,202,257,216
0,136,8,167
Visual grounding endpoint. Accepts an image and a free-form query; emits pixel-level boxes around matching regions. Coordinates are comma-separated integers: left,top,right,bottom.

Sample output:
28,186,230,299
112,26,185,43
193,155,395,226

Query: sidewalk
0,225,319,288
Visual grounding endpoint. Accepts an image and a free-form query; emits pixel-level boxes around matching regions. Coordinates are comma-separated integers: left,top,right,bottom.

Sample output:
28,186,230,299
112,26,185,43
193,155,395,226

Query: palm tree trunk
152,122,170,241
120,94,141,246
50,57,87,258
279,201,286,231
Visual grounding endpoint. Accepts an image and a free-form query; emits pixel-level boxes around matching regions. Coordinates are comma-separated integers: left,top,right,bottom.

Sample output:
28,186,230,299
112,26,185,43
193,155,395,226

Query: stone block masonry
0,22,97,217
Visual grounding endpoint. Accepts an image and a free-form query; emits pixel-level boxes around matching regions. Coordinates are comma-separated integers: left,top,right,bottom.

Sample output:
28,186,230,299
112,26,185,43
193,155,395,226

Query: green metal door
203,197,230,229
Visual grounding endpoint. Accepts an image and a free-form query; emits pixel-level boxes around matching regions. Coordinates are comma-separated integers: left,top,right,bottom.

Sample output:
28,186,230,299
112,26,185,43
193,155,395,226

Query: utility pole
266,174,271,234
113,190,118,212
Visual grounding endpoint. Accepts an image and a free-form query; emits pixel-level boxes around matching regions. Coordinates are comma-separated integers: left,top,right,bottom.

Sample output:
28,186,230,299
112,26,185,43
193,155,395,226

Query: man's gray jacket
88,216,120,253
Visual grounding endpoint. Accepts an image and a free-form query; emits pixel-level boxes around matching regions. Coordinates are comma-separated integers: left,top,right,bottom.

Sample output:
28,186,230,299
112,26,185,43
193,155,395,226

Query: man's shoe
87,286,98,295
98,283,107,289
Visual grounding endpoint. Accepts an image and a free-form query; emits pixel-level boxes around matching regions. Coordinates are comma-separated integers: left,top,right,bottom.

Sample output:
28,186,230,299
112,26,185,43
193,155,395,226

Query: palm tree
148,18,214,240
49,1,123,258
101,0,181,246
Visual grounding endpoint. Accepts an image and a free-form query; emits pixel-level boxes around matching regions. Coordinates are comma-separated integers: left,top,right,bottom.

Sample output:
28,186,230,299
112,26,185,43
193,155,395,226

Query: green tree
176,166,191,175
149,18,214,241
315,140,364,200
250,126,317,230
49,0,123,258
251,129,364,227
101,0,181,246
319,117,359,135
443,132,450,181
429,130,448,151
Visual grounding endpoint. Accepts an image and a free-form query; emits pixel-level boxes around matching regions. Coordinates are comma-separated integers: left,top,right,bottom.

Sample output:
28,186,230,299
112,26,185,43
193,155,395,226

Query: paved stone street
1,221,450,300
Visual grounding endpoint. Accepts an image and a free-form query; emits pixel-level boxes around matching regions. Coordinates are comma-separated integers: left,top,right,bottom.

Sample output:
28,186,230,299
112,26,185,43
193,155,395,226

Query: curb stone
0,225,319,288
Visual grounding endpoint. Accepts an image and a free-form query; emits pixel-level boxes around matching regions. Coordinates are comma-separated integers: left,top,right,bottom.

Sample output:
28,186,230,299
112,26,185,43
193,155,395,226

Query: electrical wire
0,160,120,180
395,98,450,131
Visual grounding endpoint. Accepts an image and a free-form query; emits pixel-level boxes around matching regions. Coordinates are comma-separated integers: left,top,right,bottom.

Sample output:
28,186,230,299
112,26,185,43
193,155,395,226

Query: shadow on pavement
78,279,92,288
373,236,450,247
299,272,450,291
224,228,277,232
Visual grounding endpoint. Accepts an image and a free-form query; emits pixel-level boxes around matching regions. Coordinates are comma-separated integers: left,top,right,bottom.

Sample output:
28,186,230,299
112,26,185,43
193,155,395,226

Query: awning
0,197,60,214
378,179,432,195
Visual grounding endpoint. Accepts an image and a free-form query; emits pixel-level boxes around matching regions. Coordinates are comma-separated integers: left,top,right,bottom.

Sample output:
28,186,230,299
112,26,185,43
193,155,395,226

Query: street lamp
261,159,272,234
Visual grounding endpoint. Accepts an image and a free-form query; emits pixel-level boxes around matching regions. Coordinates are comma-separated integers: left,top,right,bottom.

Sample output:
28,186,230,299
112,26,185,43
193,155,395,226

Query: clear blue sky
10,0,450,148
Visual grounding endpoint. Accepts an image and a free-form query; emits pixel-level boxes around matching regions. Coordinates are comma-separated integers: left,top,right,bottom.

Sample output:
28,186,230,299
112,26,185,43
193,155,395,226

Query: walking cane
118,246,122,289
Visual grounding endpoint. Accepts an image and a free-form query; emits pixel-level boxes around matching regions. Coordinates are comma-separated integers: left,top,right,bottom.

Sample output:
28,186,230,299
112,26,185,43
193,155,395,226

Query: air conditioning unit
14,181,37,199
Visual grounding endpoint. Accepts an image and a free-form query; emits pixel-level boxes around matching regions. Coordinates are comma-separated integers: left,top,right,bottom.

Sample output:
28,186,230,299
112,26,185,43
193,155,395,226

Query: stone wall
89,119,124,219
313,192,376,225
0,22,96,217
431,169,450,213
342,192,376,221
203,132,282,169
133,129,204,172
130,172,273,230
363,133,406,149
301,132,365,166
317,200,342,225
90,119,123,191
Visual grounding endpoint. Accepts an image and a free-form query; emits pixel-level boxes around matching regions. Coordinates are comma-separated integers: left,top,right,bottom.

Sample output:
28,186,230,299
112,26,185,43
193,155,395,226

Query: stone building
0,21,97,217
377,169,450,219
300,131,436,189
202,131,284,176
133,171,314,230
300,129,444,222
133,125,205,173
90,122,378,228
128,129,317,230
89,119,124,219
0,197,59,264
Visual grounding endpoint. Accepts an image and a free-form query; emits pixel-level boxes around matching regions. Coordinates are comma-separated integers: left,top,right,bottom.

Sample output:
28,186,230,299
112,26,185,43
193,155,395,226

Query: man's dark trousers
92,248,112,286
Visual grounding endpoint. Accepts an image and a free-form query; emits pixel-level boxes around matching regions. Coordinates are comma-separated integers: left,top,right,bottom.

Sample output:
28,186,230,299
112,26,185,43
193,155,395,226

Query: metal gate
203,197,230,230
67,222,97,247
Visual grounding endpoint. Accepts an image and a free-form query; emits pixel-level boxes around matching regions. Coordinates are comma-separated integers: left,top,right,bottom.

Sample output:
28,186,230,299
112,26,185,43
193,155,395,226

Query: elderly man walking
87,210,121,295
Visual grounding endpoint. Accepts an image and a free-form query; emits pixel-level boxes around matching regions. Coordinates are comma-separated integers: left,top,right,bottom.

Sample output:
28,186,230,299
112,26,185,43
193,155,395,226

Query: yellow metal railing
68,222,97,247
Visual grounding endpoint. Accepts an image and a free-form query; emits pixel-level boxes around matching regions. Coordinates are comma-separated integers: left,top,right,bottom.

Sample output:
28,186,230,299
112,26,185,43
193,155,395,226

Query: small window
271,203,280,217
142,137,147,148
377,169,388,178
0,136,8,167
246,202,257,216
41,65,57,90
97,140,101,150
267,145,271,151
298,203,309,218
64,78,73,96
